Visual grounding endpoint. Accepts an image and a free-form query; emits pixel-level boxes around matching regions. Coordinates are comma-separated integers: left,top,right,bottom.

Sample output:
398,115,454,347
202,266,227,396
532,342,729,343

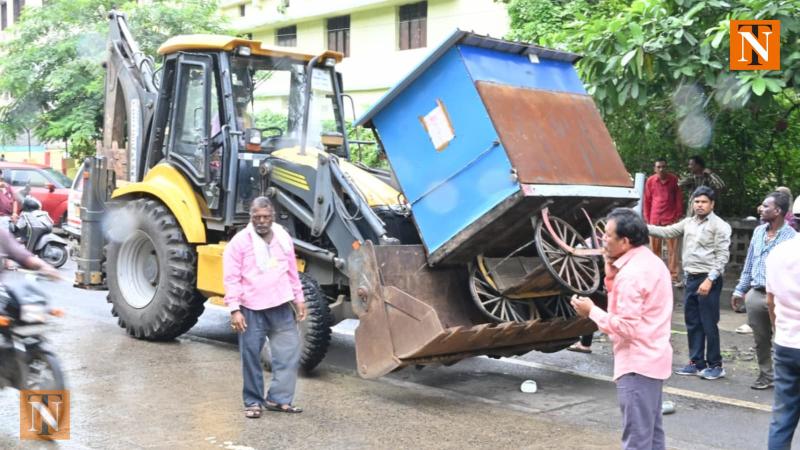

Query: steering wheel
259,127,285,151
259,127,284,139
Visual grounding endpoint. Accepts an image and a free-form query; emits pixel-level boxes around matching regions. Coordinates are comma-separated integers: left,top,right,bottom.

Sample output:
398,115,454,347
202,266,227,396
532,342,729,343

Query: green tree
503,0,800,216
0,0,228,159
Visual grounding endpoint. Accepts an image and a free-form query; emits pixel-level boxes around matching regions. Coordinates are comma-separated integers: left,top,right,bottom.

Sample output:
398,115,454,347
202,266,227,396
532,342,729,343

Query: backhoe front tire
106,198,204,340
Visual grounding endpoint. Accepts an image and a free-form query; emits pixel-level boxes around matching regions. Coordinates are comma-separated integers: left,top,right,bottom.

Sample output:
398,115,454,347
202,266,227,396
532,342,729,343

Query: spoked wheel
534,293,578,320
593,218,608,248
468,261,537,323
535,215,601,295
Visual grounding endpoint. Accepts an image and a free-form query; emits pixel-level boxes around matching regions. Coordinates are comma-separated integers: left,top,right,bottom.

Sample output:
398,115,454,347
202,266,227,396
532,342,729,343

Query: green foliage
254,110,289,131
0,0,229,159
346,123,387,169
503,0,800,216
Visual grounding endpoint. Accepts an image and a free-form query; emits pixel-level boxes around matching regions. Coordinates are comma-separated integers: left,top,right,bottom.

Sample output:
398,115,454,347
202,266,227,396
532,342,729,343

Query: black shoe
751,375,774,390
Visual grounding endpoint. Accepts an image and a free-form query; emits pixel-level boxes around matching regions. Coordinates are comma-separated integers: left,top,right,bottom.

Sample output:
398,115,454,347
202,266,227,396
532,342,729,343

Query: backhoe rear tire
106,198,204,340
260,273,332,374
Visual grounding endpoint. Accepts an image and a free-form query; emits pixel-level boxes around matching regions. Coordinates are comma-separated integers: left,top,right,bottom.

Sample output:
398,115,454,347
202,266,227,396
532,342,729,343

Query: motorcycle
0,274,66,392
11,196,69,268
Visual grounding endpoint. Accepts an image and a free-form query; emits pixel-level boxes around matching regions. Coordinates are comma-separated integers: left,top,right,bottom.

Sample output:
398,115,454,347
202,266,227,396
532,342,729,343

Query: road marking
332,325,772,413
489,356,773,413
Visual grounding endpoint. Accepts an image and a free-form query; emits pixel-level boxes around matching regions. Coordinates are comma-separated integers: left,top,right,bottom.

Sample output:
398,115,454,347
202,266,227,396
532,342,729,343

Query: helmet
21,196,41,212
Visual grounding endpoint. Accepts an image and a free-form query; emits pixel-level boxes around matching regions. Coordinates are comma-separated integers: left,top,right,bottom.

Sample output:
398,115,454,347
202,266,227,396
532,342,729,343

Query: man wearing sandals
224,196,308,418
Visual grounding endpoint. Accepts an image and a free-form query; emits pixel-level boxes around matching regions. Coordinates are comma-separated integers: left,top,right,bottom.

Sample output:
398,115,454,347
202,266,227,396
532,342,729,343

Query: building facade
222,0,510,116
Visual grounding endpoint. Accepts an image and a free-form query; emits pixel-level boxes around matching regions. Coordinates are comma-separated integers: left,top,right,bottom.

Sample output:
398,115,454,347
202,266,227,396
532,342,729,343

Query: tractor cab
146,35,346,228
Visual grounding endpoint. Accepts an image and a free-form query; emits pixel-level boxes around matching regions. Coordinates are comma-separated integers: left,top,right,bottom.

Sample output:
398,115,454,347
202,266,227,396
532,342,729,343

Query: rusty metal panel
349,243,600,378
476,82,632,187
373,245,483,327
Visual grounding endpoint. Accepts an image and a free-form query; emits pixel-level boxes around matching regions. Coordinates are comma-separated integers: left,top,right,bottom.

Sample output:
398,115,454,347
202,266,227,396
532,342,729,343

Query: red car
0,162,71,226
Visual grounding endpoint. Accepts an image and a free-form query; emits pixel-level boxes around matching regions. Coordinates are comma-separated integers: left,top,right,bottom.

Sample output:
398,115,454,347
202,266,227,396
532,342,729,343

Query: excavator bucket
348,242,596,379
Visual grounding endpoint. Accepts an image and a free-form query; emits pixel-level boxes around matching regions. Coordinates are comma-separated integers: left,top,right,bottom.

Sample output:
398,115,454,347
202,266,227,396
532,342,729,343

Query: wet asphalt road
0,261,793,449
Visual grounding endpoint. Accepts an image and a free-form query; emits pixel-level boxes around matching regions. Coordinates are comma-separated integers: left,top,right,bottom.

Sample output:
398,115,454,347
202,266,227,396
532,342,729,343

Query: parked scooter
0,274,66,393
11,197,69,268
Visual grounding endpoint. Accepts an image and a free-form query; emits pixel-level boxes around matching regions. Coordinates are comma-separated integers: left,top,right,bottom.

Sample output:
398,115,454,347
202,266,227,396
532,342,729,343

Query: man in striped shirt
732,191,796,390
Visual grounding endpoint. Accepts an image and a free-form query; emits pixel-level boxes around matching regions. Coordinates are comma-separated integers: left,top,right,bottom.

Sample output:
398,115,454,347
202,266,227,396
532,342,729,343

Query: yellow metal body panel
196,242,305,298
111,164,207,243
158,34,343,63
197,243,226,297
272,147,401,207
272,166,311,191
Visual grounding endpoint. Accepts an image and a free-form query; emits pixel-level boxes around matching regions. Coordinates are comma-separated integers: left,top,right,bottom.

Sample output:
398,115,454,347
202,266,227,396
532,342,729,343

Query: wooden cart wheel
593,218,608,248
535,215,601,295
534,293,577,320
593,217,609,294
468,262,537,323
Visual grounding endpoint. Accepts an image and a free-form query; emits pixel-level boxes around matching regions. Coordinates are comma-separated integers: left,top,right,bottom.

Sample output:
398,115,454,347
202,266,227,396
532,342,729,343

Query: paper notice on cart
419,99,455,151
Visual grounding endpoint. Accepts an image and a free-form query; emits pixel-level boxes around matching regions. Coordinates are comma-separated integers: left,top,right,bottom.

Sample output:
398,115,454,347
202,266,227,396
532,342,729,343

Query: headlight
20,304,48,324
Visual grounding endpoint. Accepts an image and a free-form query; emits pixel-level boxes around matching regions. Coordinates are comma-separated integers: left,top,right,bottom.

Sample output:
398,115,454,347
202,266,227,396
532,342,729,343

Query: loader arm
75,11,159,289
102,11,158,183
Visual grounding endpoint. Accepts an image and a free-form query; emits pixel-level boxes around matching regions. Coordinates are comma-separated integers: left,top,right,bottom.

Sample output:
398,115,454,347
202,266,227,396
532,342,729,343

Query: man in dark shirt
679,155,725,215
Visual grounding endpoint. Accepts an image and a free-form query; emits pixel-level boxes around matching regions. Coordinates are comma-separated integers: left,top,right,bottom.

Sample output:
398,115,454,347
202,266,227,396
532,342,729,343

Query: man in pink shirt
572,208,673,450
643,158,683,285
766,214,800,449
224,196,308,418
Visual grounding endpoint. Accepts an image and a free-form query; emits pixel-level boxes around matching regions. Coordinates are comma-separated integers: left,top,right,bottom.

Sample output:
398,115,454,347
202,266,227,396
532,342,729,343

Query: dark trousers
616,373,666,450
684,274,723,368
769,344,800,450
238,303,301,407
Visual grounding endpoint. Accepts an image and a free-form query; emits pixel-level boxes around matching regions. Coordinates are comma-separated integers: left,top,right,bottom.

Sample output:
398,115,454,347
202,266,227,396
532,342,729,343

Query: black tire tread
298,273,332,373
106,198,204,341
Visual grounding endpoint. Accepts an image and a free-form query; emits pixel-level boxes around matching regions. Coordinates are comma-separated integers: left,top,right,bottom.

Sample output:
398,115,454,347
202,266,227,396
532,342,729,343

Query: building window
238,4,245,17
398,1,426,50
276,25,297,47
327,15,350,57
1,2,7,31
11,0,21,22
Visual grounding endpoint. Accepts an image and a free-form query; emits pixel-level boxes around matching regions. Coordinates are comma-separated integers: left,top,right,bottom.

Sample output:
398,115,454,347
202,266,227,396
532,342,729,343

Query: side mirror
321,132,344,148
46,183,55,193
244,128,262,152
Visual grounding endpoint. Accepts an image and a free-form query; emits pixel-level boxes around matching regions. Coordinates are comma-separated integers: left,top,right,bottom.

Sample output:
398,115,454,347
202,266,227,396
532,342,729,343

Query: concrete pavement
0,263,792,449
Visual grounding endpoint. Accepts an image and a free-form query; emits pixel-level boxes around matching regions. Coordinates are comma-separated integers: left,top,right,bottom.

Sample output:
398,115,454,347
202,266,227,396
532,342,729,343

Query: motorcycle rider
0,226,60,278
0,170,19,227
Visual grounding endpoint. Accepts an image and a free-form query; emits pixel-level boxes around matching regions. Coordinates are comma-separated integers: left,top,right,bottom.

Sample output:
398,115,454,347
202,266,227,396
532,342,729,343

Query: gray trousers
745,289,773,379
238,303,301,407
616,373,666,450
